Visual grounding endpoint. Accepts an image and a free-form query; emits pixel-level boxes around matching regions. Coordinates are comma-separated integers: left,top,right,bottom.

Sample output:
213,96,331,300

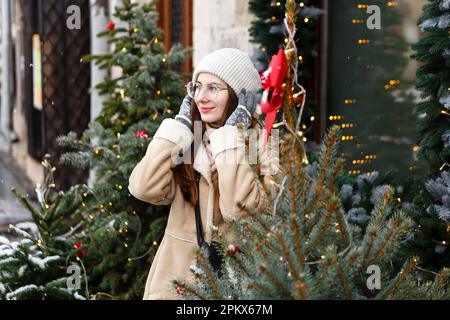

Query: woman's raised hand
225,89,258,128
174,95,193,130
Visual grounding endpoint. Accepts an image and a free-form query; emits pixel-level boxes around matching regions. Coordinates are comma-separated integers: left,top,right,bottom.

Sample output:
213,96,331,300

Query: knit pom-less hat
192,48,262,96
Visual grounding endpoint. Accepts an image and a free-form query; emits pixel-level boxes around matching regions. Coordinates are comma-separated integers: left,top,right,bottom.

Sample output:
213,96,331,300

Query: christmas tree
174,126,449,299
412,0,450,172
404,0,450,277
0,156,87,300
173,0,450,300
56,120,168,299
338,170,398,227
84,0,191,134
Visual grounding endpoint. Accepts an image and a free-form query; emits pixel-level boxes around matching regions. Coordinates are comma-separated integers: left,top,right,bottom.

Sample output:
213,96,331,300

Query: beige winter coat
128,118,272,300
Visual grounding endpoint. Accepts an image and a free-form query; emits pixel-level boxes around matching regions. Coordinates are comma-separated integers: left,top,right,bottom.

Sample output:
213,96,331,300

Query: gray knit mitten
225,89,257,128
174,95,193,130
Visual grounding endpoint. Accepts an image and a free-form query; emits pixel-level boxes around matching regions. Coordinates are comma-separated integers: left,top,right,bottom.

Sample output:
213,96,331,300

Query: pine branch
195,251,223,299
290,214,304,273
335,260,353,299
274,231,298,279
334,206,351,248
368,212,410,265
305,196,339,256
376,257,418,300
361,232,377,268
294,280,309,300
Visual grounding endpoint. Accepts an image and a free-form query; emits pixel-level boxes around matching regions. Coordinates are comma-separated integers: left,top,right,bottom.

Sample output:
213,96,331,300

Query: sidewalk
0,148,35,232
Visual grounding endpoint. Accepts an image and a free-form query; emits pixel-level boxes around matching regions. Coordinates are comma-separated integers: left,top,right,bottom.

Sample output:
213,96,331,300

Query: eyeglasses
185,81,228,100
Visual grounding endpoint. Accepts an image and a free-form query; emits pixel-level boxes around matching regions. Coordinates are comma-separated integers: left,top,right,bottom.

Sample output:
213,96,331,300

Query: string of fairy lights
266,1,410,178
89,147,161,262
329,1,423,177
113,32,176,128
335,3,449,250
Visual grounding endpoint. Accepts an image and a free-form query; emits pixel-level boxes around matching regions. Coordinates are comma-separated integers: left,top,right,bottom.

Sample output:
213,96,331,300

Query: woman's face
194,73,230,123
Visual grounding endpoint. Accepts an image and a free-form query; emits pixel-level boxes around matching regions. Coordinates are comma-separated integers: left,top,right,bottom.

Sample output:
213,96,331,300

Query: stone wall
192,0,258,66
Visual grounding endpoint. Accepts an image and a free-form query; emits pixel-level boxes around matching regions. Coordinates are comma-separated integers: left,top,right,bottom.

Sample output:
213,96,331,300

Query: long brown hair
173,85,260,213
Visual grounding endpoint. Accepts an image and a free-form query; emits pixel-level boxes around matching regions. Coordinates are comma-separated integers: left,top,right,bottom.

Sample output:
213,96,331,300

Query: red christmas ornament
106,20,115,31
227,244,239,256
259,48,288,143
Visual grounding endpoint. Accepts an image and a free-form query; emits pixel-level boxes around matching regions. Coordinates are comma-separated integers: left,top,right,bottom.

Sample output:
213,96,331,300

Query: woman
128,48,269,299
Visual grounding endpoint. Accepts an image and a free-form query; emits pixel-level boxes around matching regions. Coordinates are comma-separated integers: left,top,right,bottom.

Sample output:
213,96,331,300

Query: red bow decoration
259,49,288,143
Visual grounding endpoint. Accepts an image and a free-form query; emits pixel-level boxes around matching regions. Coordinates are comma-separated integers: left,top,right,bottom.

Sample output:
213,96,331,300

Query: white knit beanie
192,48,262,95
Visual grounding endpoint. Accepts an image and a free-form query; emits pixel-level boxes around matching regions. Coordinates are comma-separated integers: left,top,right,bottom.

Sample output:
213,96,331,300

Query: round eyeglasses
185,81,228,100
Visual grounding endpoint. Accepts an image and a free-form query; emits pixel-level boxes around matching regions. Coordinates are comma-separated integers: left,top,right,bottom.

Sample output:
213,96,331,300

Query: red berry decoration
175,287,185,295
106,20,115,30
140,129,149,139
134,130,149,139
73,241,83,249
74,241,88,257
